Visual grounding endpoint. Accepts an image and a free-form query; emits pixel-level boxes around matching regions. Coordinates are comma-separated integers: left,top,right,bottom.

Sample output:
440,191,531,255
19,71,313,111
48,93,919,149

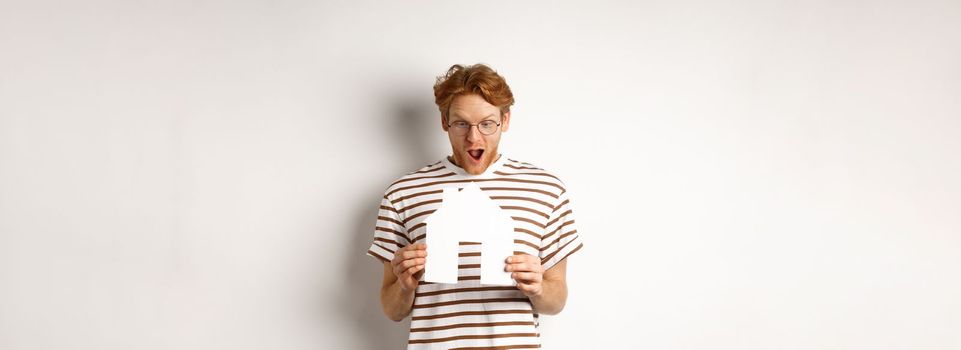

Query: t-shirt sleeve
539,189,584,271
366,194,411,264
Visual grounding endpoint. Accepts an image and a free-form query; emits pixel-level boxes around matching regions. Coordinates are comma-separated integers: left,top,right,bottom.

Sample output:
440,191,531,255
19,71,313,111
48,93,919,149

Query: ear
440,114,449,132
500,111,511,133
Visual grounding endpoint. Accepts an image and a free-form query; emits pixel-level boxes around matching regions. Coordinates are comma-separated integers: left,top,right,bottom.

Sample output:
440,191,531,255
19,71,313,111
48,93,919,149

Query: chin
460,161,487,175
454,151,495,174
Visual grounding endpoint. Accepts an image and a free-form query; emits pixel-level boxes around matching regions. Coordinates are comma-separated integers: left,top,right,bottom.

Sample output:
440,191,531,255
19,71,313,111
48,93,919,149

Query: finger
405,264,425,277
506,254,538,264
506,262,541,273
404,243,427,253
504,262,524,272
511,272,542,283
399,258,426,270
391,246,412,265
391,251,403,266
401,249,428,260
395,256,425,275
400,268,422,291
399,262,420,278
515,281,540,294
393,243,427,260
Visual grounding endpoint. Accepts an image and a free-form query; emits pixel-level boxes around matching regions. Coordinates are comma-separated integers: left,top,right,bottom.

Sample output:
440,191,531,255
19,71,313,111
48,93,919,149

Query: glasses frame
446,120,503,136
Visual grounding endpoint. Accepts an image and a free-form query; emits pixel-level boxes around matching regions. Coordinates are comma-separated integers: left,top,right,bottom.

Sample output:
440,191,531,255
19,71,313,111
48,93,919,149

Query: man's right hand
391,243,427,292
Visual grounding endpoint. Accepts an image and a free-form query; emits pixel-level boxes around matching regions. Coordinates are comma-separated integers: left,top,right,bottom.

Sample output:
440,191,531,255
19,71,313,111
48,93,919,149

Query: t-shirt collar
442,153,506,178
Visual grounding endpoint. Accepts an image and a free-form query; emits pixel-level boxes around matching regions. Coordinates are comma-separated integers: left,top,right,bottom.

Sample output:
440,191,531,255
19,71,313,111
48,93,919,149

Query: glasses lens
479,121,498,135
449,121,499,135
451,122,469,135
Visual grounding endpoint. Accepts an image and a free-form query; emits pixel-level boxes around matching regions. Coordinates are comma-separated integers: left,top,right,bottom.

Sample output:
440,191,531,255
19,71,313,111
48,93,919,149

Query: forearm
380,280,416,321
529,278,568,315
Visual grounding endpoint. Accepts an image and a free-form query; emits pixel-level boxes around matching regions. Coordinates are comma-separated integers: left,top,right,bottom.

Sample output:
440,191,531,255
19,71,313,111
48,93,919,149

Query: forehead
448,94,500,120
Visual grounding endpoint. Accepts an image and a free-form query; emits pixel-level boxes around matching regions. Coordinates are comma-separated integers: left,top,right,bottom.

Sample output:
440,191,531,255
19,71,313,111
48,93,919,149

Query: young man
367,63,583,349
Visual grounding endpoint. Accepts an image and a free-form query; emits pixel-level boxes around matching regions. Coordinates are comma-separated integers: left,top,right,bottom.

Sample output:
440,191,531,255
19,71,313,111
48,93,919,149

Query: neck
447,153,501,173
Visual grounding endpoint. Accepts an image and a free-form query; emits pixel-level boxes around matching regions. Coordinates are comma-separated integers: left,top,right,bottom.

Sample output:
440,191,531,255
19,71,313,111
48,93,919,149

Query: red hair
433,63,515,121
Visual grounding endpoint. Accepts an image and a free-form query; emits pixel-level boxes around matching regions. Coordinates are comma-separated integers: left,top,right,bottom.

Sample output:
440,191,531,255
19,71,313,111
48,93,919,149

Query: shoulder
382,159,454,197
499,158,569,194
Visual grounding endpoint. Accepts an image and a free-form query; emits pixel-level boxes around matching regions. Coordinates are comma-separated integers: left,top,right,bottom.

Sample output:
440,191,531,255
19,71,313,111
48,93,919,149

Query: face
442,94,511,175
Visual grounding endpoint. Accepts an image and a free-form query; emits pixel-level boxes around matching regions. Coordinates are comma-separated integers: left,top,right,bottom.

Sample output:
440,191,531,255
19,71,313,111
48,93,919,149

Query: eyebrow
450,113,497,121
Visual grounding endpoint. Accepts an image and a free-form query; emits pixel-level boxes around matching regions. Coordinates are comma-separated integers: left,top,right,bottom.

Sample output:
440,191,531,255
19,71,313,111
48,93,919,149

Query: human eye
479,120,497,128
452,121,469,129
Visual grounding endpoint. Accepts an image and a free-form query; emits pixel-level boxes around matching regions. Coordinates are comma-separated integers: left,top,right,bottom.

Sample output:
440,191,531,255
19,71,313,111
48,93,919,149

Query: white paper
423,183,515,285
423,187,461,284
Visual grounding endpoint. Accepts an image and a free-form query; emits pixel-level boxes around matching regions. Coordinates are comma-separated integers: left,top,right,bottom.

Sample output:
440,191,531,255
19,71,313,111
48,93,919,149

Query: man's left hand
505,254,544,297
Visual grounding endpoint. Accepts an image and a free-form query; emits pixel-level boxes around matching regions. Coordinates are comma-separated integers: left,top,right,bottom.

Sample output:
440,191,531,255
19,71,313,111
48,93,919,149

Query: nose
465,124,483,143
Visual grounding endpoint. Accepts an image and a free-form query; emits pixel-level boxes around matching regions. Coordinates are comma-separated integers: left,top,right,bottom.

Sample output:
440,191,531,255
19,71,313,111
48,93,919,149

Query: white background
2,1,960,349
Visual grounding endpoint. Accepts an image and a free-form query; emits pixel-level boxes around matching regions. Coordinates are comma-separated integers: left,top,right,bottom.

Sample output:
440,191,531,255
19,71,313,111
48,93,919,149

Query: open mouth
467,149,484,162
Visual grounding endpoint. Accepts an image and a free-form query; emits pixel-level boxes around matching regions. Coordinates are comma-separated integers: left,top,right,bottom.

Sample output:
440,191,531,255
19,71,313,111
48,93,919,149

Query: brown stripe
377,215,404,227
493,170,561,182
501,206,549,219
540,230,577,252
490,196,553,210
514,239,539,250
552,199,570,213
512,216,546,229
545,242,583,270
379,205,398,213
375,226,410,242
459,241,481,245
370,242,395,257
396,187,558,204
410,253,482,276
413,297,530,309
374,236,404,248
392,189,444,204
514,228,541,240
398,199,442,214
507,158,537,166
388,179,467,196
389,172,457,187
387,178,564,197
367,249,390,263
546,209,572,227
411,309,533,321
409,332,539,344
420,275,482,284
410,321,535,333
504,164,543,170
451,345,541,350
410,223,426,234
506,160,543,169
402,209,435,225
541,239,581,264
482,187,559,199
411,163,445,174
416,286,518,297
458,264,481,269
542,220,575,241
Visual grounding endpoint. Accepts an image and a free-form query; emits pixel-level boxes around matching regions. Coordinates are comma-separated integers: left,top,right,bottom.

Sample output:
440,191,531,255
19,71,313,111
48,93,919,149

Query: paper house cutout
423,182,515,285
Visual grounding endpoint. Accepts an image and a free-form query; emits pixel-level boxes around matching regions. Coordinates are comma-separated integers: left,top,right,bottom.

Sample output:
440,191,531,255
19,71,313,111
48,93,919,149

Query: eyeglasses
447,120,502,136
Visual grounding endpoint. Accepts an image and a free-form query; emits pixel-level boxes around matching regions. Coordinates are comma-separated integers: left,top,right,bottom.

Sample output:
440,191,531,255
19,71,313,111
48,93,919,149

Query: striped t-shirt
367,154,584,349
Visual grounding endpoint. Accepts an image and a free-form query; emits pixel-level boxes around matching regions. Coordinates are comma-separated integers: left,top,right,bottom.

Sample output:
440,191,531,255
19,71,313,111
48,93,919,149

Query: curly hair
433,63,515,121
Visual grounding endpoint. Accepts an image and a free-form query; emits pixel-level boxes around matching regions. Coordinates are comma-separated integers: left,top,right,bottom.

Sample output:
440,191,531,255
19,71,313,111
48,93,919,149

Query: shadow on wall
334,96,438,350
